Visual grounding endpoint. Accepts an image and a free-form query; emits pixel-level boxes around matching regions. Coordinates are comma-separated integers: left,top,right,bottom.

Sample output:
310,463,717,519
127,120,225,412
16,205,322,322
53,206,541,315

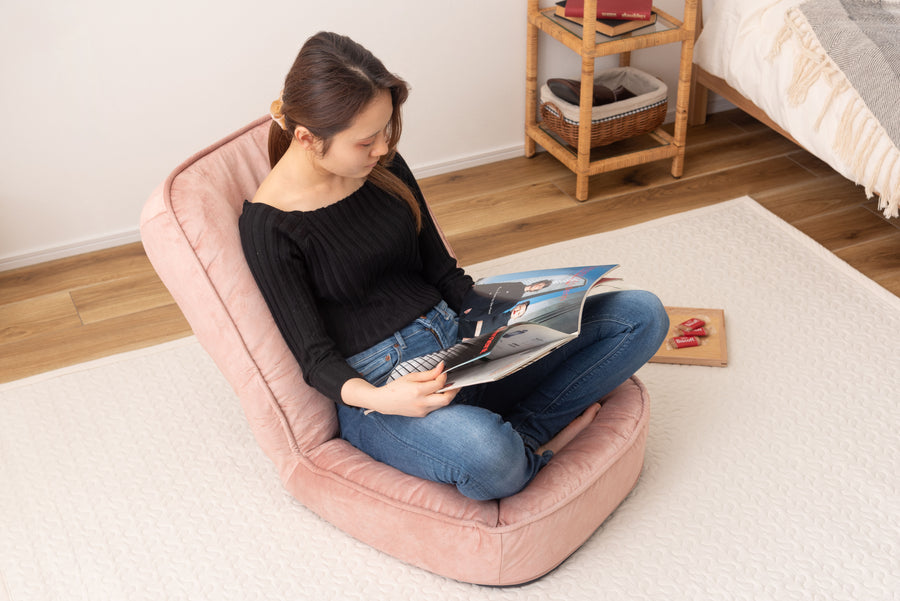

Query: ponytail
267,121,291,169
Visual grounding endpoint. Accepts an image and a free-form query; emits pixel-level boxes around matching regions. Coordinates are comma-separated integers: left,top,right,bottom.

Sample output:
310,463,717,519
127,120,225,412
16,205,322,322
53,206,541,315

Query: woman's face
510,302,529,320
313,89,393,179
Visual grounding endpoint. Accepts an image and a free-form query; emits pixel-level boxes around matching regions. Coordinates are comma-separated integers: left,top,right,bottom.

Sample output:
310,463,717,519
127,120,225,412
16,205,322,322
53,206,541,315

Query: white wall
0,0,696,269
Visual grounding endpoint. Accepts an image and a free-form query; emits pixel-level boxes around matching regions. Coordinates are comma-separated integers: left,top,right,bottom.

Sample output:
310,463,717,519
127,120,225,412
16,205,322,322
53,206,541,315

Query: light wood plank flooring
2,110,898,383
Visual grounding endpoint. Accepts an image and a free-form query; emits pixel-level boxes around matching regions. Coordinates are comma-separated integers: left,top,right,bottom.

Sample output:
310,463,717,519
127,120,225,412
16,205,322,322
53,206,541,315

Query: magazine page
386,322,568,384
458,265,618,338
439,342,567,391
386,265,619,387
385,328,509,382
439,323,573,390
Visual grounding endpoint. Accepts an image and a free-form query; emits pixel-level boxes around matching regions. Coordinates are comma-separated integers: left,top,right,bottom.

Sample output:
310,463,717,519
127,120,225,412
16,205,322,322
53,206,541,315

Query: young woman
239,31,669,501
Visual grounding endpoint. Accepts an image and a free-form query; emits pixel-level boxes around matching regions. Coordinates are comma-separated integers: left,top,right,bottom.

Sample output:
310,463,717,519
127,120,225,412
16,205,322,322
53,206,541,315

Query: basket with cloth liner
540,66,668,148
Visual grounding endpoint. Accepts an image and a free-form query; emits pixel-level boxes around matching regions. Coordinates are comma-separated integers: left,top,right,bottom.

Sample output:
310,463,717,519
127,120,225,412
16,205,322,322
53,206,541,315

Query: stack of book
554,0,657,36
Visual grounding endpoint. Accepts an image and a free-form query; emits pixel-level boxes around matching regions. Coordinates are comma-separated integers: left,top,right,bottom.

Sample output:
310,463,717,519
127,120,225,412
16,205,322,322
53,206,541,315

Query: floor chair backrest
140,116,338,473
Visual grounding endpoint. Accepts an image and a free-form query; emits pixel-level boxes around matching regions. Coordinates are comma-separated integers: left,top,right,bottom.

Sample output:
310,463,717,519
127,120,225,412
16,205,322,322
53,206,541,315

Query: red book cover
564,0,652,20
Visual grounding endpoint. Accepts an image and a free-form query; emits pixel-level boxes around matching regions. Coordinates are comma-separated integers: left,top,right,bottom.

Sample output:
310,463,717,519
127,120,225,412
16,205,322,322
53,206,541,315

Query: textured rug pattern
2,198,898,600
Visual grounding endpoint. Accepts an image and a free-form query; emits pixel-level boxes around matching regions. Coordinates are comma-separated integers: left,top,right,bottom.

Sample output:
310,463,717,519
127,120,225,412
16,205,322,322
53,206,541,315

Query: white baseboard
411,144,526,179
0,229,142,272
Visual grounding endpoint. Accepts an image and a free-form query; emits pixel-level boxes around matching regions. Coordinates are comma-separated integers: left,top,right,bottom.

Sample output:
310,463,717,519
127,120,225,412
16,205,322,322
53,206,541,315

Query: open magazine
386,265,620,391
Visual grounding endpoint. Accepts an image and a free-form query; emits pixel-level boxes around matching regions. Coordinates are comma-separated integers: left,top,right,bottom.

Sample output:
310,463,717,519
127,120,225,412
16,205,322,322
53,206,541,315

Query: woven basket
540,67,668,148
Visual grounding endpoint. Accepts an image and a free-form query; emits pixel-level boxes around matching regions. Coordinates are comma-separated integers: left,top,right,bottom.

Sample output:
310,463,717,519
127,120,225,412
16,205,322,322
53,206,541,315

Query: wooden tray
650,307,728,367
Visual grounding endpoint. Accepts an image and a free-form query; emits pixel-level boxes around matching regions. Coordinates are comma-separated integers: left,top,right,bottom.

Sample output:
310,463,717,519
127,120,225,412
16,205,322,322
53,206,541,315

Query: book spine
565,2,652,20
592,9,652,20
607,11,651,19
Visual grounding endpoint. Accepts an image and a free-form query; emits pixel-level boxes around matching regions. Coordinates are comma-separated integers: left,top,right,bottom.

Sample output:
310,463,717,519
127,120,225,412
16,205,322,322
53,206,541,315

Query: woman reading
239,31,668,501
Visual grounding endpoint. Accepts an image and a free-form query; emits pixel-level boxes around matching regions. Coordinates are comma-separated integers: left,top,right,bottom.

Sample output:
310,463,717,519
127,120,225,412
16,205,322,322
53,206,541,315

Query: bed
689,0,900,218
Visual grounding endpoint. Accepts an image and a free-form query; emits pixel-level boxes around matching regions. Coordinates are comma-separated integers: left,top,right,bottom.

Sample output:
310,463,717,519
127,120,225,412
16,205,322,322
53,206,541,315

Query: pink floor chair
139,116,651,585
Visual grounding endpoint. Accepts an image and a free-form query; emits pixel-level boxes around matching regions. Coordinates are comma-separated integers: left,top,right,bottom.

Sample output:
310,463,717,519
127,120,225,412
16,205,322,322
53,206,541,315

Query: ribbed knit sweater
238,154,473,404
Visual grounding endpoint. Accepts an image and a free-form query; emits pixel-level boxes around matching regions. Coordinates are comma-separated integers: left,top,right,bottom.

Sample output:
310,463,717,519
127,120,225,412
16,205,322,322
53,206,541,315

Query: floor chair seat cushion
139,116,651,586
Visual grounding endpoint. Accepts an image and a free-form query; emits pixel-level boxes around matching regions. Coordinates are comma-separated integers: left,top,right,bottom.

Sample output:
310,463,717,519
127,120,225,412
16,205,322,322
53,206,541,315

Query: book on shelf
385,265,622,391
561,0,653,21
554,4,658,35
554,2,656,36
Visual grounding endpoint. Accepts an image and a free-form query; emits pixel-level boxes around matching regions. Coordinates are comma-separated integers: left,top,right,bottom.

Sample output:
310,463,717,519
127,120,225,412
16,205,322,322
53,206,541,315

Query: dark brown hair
269,32,420,228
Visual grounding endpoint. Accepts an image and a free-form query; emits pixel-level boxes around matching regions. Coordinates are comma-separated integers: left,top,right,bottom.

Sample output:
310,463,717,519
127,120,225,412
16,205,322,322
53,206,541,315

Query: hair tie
270,89,287,130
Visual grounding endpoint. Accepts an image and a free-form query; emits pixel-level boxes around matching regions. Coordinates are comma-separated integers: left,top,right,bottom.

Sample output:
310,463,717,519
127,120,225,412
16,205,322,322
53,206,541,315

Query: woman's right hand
341,362,459,418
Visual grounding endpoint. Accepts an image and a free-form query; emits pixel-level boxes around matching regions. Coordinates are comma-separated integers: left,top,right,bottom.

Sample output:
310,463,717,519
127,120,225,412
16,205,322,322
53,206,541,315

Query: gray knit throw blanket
801,0,900,145
770,0,900,216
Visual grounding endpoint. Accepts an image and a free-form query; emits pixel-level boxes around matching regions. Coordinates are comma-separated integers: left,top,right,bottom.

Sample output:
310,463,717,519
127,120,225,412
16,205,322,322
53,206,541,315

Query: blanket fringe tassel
771,7,899,218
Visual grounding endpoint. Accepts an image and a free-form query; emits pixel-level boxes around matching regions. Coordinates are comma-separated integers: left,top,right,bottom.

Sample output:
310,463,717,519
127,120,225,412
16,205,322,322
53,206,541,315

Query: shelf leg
671,153,685,178
575,54,595,201
671,0,698,179
525,0,539,159
576,173,589,201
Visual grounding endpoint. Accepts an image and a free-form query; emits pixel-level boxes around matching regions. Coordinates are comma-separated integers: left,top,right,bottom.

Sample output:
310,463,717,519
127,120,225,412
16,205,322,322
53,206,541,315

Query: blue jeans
338,291,668,501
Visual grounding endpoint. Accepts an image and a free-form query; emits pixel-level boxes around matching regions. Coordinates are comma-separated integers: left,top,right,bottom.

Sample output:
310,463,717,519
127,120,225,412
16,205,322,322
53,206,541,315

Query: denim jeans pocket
346,341,399,386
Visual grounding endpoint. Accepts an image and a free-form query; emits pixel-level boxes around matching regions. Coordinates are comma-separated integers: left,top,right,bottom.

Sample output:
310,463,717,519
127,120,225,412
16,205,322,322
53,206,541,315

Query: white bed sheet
694,0,900,217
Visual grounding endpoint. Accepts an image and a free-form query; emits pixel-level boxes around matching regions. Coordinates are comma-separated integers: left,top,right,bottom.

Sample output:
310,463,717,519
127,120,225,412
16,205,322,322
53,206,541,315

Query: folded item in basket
540,67,668,124
547,78,636,106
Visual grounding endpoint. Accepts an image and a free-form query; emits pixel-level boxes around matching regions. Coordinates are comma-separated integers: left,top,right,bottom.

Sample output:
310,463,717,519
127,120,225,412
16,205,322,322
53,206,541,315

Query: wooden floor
2,110,899,383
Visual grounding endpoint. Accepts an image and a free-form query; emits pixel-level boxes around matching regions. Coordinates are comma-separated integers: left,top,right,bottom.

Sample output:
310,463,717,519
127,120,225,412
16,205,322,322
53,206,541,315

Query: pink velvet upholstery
140,116,651,585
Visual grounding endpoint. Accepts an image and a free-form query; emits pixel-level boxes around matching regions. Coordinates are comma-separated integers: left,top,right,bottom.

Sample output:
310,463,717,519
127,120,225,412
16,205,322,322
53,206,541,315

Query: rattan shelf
525,0,700,201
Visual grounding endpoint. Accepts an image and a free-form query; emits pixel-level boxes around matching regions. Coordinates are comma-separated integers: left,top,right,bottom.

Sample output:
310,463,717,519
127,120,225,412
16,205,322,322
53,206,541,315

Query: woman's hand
341,362,459,418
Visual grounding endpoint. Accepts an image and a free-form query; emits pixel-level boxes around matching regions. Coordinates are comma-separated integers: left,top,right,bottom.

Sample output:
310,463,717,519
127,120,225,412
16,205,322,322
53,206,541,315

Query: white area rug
2,197,898,600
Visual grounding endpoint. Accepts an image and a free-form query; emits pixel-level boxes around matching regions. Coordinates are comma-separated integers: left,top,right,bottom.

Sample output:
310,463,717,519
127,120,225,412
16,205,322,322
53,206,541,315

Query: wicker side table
525,0,699,201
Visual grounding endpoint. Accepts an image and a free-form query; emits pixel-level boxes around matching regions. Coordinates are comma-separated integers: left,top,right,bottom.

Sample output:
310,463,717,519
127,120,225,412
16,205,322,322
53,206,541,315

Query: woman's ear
293,126,317,149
